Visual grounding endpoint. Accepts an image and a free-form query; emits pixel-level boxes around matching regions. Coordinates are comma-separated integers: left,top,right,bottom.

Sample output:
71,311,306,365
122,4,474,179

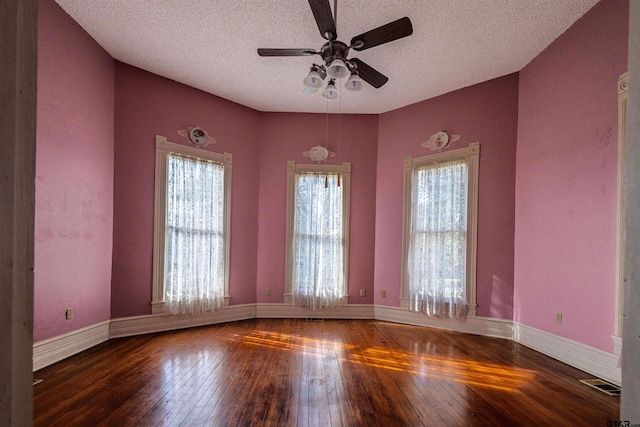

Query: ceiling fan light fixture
322,79,339,100
326,58,350,79
345,72,364,91
303,66,324,88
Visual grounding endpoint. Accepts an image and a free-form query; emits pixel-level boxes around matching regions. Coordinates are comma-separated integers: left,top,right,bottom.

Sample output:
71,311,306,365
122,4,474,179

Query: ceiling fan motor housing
321,41,350,71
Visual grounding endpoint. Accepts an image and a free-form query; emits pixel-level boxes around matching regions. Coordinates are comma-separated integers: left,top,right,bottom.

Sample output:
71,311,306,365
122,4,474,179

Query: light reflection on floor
226,330,534,392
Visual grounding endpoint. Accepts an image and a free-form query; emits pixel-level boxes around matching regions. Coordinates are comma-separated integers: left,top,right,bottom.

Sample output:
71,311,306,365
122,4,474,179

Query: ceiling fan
257,0,413,98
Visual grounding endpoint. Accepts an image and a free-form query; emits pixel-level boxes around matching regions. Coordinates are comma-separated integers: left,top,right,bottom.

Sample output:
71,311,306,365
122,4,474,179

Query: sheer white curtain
164,153,225,315
408,158,468,319
292,172,344,309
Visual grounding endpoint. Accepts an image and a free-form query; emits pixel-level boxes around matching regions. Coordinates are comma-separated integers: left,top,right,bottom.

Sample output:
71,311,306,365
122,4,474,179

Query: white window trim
151,135,232,314
284,161,351,305
400,142,480,316
614,71,628,346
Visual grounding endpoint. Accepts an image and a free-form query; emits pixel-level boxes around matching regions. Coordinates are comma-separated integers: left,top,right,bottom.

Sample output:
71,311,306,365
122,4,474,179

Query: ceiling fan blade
258,48,316,57
350,17,413,51
308,0,337,40
350,58,388,88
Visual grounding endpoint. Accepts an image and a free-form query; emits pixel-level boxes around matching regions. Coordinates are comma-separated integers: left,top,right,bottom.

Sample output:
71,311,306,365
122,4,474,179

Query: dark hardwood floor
33,319,619,426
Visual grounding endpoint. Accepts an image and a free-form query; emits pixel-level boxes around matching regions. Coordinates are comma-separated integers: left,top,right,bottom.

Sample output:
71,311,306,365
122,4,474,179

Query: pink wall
256,113,379,303
111,63,261,317
35,0,114,342
515,0,629,351
374,74,519,319
37,0,628,354
112,70,377,314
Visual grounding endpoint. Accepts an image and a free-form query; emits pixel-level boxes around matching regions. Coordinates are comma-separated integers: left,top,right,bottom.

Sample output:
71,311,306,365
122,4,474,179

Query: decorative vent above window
303,145,336,163
177,126,217,147
421,131,461,151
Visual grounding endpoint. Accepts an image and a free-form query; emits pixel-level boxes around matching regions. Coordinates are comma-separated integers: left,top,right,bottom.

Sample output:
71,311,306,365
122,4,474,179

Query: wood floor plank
33,319,620,426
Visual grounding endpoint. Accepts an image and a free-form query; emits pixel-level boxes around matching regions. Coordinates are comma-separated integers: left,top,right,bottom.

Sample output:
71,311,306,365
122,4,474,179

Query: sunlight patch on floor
227,330,535,391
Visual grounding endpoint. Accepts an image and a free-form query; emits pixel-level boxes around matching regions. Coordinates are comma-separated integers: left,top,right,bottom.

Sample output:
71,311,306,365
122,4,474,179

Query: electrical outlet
360,289,366,297
381,290,386,298
65,307,73,320
266,288,271,296
556,312,562,324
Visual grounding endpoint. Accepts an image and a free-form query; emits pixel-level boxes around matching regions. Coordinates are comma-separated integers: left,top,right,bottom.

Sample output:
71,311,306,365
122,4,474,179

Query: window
284,161,351,308
152,135,232,315
401,143,480,319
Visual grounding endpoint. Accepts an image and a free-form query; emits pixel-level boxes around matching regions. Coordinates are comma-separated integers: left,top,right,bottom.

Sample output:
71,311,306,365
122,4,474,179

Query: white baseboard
108,303,257,338
374,305,514,339
33,320,110,371
514,323,621,385
256,303,374,319
33,305,621,389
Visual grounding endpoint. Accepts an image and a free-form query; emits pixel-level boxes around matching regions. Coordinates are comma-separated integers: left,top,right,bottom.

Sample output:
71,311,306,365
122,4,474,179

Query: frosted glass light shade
303,69,324,88
322,80,339,100
326,58,350,79
345,73,364,91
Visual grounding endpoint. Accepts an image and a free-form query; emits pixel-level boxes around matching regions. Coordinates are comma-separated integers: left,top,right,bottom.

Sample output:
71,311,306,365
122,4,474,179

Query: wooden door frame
0,0,37,424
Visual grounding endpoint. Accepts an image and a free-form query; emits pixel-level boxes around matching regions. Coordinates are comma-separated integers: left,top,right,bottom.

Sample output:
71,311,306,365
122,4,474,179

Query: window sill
151,297,230,315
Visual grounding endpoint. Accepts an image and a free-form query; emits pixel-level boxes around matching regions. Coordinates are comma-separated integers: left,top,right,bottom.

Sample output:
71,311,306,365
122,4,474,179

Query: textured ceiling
55,0,599,114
